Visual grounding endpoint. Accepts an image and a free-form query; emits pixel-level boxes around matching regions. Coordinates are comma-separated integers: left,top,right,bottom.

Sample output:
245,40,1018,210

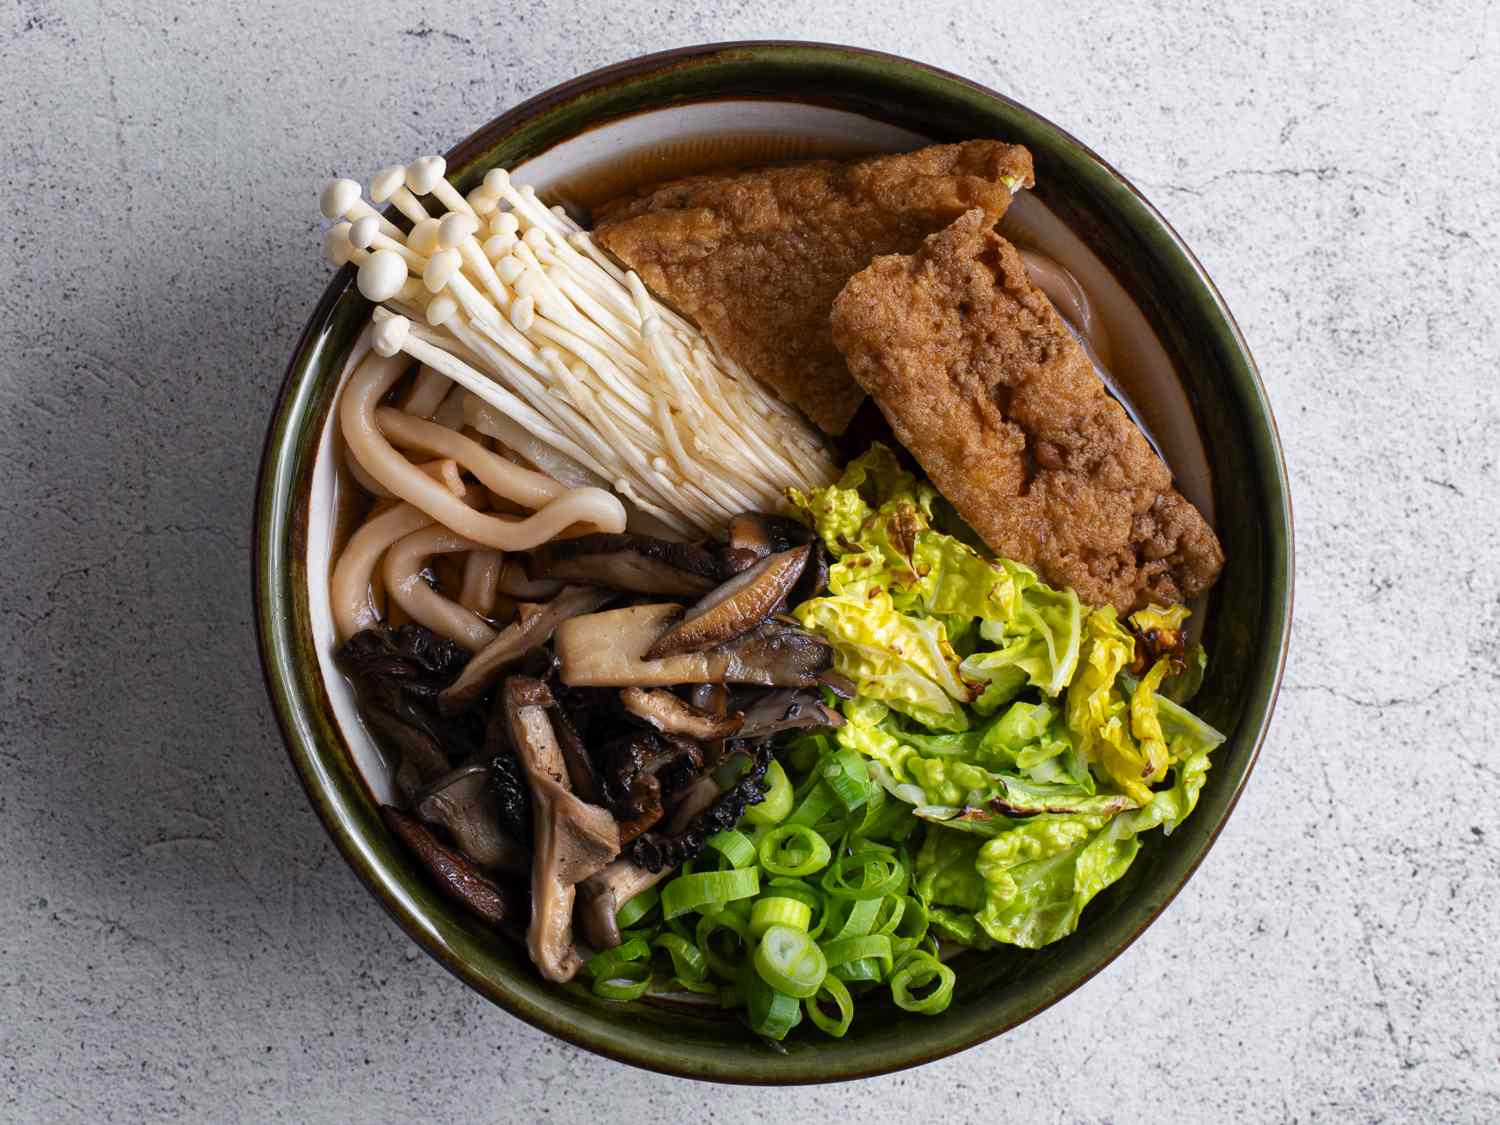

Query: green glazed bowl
255,42,1292,1083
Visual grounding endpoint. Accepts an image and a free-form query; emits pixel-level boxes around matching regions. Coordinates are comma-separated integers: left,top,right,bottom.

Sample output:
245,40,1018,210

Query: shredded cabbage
791,445,1226,952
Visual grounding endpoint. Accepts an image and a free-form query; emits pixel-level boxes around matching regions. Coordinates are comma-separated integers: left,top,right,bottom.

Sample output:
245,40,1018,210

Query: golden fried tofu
831,209,1224,612
593,141,1034,435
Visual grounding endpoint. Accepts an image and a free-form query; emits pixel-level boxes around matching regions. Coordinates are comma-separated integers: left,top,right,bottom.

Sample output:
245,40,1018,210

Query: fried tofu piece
831,209,1224,613
593,141,1034,435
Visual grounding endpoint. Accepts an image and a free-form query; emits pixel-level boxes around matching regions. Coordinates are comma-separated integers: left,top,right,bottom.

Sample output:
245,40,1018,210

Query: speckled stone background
3,0,1497,1120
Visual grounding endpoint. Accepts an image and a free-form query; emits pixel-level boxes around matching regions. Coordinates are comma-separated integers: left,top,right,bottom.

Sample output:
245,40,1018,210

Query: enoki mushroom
319,156,839,537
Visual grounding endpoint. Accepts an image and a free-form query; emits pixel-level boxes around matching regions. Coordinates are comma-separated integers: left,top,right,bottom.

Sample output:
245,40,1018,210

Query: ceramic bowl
255,42,1292,1083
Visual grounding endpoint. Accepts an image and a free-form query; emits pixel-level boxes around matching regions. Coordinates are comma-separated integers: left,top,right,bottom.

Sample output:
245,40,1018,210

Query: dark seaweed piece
626,742,772,872
597,732,705,822
487,751,533,846
484,693,534,844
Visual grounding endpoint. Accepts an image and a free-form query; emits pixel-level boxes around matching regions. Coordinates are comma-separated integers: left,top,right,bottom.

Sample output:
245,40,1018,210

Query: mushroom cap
407,217,442,257
371,313,411,357
496,255,524,285
438,211,481,250
423,248,463,294
358,249,409,302
509,296,536,333
406,154,447,195
468,186,500,216
348,214,380,250
323,222,354,267
483,233,516,261
319,178,362,220
370,164,408,203
483,167,512,196
425,293,459,327
491,211,520,237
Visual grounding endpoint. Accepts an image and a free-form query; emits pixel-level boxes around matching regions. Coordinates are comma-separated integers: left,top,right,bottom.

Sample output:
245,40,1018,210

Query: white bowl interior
306,99,1213,804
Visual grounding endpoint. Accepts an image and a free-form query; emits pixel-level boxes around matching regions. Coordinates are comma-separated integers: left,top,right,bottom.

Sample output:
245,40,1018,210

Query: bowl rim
254,40,1293,1083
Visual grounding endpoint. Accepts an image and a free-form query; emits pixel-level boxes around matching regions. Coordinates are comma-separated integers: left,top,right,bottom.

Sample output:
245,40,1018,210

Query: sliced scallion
750,895,813,938
758,824,833,877
662,868,759,919
804,974,854,1037
753,924,827,998
889,952,956,1014
742,758,794,826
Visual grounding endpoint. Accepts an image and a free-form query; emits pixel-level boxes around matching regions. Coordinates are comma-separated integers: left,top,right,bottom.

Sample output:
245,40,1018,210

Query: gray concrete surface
2,0,1497,1120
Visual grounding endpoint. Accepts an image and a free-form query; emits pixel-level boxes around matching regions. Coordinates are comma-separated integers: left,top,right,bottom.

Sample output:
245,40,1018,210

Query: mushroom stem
503,678,622,983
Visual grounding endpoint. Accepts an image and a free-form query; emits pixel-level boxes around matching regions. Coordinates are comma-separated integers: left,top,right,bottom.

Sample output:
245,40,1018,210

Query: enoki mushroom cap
408,218,442,257
324,222,355,267
406,155,447,195
468,187,500,216
426,293,459,326
437,211,481,250
371,313,412,357
320,178,363,220
358,249,409,302
370,164,408,203
348,214,380,250
423,248,463,294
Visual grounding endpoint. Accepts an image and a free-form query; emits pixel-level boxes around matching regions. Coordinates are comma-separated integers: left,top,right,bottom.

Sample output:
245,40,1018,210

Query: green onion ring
758,824,833,877
753,924,828,998
662,867,759,919
804,974,854,1037
890,952,956,1014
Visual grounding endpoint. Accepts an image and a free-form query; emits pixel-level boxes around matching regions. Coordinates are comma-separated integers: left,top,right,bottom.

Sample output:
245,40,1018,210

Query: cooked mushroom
528,533,719,596
660,772,724,835
629,745,773,872
688,683,735,769
575,859,673,952
338,625,486,797
555,604,834,688
381,805,524,930
483,687,534,844
788,543,830,605
551,705,604,805
735,689,844,739
503,677,621,982
645,545,810,659
723,512,816,574
414,765,530,876
439,585,615,714
598,731,706,824
364,706,452,802
817,670,857,699
620,687,745,740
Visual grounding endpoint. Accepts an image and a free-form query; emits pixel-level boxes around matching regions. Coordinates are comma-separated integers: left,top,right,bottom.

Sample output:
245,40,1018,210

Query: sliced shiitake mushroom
619,686,745,740
381,805,523,930
414,764,530,876
528,533,719,596
555,604,834,688
502,677,622,983
439,585,614,714
723,512,815,574
735,689,844,739
645,544,810,660
575,859,672,952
